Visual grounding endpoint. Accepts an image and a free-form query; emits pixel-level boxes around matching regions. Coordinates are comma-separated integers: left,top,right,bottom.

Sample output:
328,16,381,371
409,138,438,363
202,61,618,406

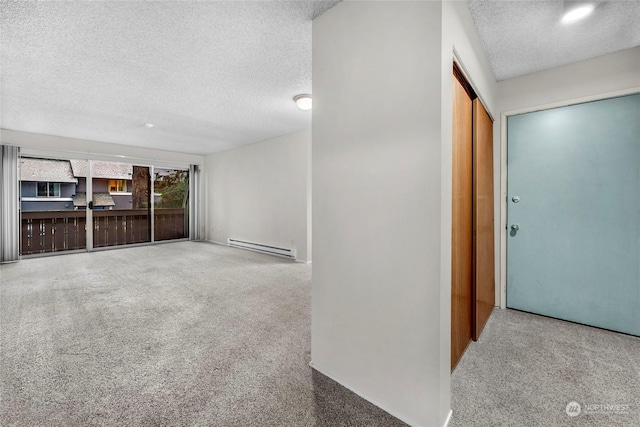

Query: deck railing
21,209,186,255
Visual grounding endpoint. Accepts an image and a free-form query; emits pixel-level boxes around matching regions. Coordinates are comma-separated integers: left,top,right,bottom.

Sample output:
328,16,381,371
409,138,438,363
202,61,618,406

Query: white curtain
189,164,201,241
0,145,20,263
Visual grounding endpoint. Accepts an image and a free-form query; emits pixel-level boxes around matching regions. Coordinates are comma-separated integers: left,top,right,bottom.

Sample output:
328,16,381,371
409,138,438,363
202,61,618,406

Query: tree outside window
154,170,188,208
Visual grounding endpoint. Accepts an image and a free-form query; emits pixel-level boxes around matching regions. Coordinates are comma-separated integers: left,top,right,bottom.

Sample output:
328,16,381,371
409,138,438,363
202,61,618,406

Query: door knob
511,224,519,231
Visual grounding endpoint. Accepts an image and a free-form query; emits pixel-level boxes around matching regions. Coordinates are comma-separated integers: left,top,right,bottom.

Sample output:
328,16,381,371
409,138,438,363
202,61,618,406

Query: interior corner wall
442,1,497,116
205,130,311,262
306,139,312,262
440,0,498,421
312,2,447,426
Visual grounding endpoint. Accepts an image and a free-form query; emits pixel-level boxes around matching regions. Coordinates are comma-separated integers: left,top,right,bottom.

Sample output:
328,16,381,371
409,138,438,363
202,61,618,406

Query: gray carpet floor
450,308,640,427
0,242,404,427
2,242,638,426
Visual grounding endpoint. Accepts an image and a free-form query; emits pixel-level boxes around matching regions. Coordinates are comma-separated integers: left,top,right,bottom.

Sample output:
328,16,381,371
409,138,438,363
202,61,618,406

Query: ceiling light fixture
144,123,154,128
294,94,312,111
561,2,595,24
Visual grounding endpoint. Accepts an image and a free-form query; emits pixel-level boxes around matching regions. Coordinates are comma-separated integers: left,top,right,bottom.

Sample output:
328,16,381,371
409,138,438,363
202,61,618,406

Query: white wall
0,129,204,167
312,2,448,426
498,47,640,113
495,46,640,307
205,130,311,262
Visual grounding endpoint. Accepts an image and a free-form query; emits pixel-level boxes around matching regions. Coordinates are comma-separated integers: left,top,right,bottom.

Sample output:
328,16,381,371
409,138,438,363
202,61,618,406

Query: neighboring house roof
70,160,133,180
20,158,78,183
72,192,115,207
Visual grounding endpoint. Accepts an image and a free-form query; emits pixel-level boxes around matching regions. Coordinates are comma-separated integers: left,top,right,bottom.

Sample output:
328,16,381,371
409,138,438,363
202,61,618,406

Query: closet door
451,73,473,369
473,99,495,340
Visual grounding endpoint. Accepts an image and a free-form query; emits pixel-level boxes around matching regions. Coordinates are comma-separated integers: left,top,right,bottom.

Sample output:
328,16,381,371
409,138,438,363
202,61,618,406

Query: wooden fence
21,209,186,255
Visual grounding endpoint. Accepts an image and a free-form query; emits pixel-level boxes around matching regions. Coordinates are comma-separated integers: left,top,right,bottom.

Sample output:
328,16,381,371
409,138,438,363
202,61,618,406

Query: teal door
507,94,640,336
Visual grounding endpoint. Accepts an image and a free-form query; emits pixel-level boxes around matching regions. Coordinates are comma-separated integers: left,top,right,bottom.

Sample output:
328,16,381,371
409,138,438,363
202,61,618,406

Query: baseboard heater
227,238,296,260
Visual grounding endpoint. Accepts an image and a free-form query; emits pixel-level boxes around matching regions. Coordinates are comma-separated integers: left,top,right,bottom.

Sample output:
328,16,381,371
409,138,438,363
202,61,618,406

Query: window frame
108,179,127,193
36,182,61,197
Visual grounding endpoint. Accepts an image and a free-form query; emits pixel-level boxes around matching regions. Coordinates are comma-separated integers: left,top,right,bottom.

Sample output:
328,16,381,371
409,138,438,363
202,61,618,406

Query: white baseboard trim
443,409,453,427
209,239,307,263
310,361,425,427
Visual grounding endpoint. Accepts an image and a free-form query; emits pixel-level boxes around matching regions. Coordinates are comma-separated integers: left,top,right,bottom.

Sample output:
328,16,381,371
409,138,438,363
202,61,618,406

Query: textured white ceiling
3,1,638,156
467,0,640,81
1,1,340,155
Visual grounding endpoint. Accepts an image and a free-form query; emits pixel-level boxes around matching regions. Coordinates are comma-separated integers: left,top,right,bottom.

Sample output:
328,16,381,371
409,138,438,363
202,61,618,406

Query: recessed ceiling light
561,3,594,24
144,123,154,128
293,94,312,111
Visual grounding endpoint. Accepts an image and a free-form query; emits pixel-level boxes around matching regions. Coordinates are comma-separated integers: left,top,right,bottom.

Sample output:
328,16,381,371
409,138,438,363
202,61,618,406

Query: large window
37,182,60,197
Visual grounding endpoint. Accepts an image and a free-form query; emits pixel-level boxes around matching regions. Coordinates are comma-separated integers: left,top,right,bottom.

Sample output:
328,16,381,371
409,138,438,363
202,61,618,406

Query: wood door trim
453,62,477,101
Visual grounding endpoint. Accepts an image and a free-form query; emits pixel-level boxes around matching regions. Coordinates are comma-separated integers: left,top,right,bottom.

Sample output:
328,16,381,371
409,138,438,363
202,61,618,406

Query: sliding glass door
154,167,189,241
19,156,190,256
20,156,87,255
84,161,152,248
